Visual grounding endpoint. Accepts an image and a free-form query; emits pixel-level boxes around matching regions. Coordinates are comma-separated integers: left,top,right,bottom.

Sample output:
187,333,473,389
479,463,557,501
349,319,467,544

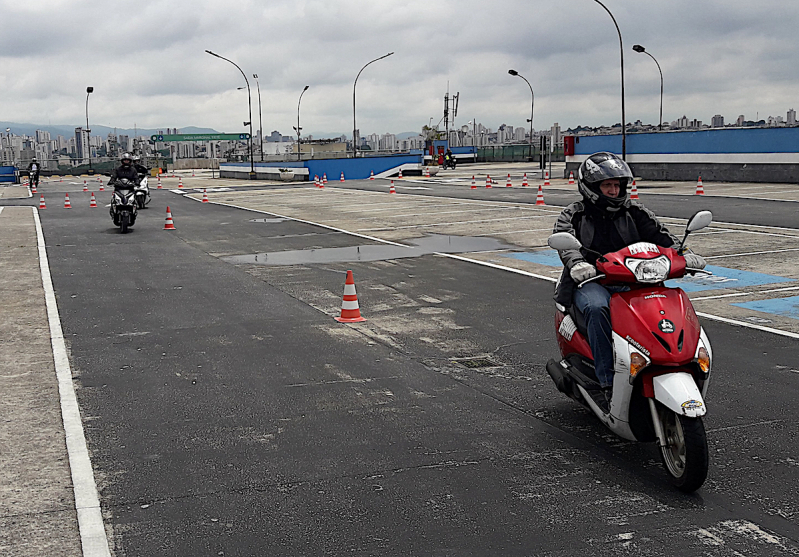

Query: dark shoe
594,387,613,414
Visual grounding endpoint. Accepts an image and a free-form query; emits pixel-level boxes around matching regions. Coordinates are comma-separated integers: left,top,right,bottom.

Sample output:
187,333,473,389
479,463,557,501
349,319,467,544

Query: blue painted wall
0,166,16,183
221,153,422,181
573,127,799,155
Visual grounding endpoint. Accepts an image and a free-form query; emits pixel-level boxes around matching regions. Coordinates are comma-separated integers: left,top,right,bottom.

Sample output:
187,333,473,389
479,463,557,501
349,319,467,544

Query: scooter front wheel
659,410,708,492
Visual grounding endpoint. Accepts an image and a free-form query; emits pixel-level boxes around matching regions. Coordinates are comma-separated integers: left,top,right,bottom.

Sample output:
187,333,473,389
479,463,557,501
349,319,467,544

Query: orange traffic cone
178,178,183,189
319,178,325,189
64,193,72,209
157,176,162,189
536,184,545,206
83,180,88,192
314,175,319,188
340,172,345,182
323,173,328,184
164,206,176,230
630,180,639,200
506,173,512,187
522,173,529,187
471,175,477,189
59,175,63,183
192,170,195,177
696,176,705,195
99,179,104,191
486,175,492,188
335,270,366,323
568,171,575,185
97,176,101,182
544,171,550,186
90,192,97,208
202,189,209,203
425,167,431,178
398,168,403,179
39,195,46,209
389,181,396,194
370,170,375,180
31,183,37,194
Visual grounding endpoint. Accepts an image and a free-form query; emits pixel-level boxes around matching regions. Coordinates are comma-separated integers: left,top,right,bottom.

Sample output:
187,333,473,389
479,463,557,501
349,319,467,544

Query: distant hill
0,121,220,138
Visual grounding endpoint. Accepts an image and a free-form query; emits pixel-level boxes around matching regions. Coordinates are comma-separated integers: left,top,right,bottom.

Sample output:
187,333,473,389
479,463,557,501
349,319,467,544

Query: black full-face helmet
577,152,633,211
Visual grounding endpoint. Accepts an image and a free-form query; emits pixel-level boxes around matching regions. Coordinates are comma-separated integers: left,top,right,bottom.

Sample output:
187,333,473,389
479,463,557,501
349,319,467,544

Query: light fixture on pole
632,44,664,131
352,52,394,158
253,74,264,161
593,0,627,160
205,49,256,178
508,70,535,161
85,86,94,174
294,85,309,162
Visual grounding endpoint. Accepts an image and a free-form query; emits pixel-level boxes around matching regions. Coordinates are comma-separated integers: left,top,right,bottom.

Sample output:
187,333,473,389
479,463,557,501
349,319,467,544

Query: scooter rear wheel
659,411,708,492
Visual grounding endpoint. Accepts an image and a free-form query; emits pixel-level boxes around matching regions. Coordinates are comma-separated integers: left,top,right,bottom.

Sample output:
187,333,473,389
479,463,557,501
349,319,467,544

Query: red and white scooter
546,210,714,492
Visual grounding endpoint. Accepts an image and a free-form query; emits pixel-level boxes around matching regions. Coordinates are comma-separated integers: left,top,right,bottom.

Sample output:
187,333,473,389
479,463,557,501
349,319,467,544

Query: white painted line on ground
32,207,111,557
643,190,799,203
476,227,553,236
706,247,799,260
183,194,407,247
696,311,799,340
193,188,799,341
356,214,551,232
691,285,799,301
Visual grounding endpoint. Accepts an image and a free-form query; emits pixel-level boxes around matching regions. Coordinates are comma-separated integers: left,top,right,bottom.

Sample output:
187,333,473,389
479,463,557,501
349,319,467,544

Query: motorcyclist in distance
132,154,149,178
552,152,707,411
27,157,41,187
109,153,140,189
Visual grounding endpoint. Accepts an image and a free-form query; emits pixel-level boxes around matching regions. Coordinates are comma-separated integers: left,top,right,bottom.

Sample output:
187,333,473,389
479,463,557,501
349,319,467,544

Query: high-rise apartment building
74,127,89,160
788,109,796,126
711,115,724,128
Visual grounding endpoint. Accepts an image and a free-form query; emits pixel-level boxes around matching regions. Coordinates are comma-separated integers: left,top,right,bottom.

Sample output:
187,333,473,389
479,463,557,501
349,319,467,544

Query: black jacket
27,161,41,175
110,164,140,187
553,199,680,307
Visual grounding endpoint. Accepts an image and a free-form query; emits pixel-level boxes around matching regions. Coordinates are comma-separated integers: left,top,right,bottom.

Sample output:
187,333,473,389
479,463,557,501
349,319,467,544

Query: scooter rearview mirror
679,210,713,253
548,232,583,251
686,210,713,233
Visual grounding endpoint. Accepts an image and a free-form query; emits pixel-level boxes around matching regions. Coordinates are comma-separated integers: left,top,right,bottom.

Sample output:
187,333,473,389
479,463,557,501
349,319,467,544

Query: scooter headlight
625,255,671,283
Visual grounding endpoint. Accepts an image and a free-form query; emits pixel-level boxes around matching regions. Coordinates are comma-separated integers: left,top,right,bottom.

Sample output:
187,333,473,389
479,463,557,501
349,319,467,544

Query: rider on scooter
552,152,706,410
109,152,140,187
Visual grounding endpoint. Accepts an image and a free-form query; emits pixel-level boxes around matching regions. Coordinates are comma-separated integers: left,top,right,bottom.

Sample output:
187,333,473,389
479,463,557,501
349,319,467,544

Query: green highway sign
150,133,251,142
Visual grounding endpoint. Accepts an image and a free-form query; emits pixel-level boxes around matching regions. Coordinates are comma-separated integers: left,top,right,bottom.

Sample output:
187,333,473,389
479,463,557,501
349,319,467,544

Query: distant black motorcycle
443,156,457,170
110,178,138,233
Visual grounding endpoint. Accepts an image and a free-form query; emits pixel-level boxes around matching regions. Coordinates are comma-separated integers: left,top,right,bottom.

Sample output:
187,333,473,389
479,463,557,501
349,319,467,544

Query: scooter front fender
652,372,706,418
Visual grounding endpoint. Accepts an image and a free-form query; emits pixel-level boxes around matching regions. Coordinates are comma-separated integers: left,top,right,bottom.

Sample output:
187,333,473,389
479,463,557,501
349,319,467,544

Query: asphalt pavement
2,176,799,555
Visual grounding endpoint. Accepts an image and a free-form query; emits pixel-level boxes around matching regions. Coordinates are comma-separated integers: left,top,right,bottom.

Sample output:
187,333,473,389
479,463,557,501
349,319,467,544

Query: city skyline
2,1,799,136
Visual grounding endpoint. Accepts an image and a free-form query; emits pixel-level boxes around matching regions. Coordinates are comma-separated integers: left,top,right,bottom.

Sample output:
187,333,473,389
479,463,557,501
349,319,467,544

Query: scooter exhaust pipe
546,359,571,394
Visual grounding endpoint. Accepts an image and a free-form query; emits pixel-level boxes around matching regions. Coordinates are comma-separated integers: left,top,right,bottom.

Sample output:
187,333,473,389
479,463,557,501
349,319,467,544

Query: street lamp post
352,52,394,158
85,86,94,174
508,70,535,162
593,0,627,159
294,85,309,162
632,44,664,131
253,74,264,161
205,49,255,178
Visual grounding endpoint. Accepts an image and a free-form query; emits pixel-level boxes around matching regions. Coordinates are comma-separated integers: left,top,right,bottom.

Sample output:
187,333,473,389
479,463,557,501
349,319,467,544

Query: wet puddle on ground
222,234,512,265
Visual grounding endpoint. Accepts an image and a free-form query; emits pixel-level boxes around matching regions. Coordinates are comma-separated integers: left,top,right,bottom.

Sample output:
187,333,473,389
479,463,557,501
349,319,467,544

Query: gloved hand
570,261,597,284
684,253,707,270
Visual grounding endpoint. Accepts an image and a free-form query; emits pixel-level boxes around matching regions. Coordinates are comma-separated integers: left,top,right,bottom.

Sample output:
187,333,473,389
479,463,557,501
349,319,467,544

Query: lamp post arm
353,52,393,157
206,50,254,173
593,0,626,159
644,51,664,130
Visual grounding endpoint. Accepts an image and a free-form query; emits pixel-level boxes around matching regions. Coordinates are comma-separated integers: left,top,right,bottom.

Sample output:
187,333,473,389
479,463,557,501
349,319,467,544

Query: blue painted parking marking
667,265,795,292
501,251,795,293
732,296,799,320
503,250,563,266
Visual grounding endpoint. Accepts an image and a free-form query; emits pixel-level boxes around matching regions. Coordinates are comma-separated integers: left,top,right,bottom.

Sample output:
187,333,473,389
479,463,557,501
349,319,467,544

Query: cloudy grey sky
1,0,797,136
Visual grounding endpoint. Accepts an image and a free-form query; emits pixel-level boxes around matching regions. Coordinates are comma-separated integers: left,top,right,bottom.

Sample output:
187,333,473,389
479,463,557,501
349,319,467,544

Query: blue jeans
573,283,626,388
